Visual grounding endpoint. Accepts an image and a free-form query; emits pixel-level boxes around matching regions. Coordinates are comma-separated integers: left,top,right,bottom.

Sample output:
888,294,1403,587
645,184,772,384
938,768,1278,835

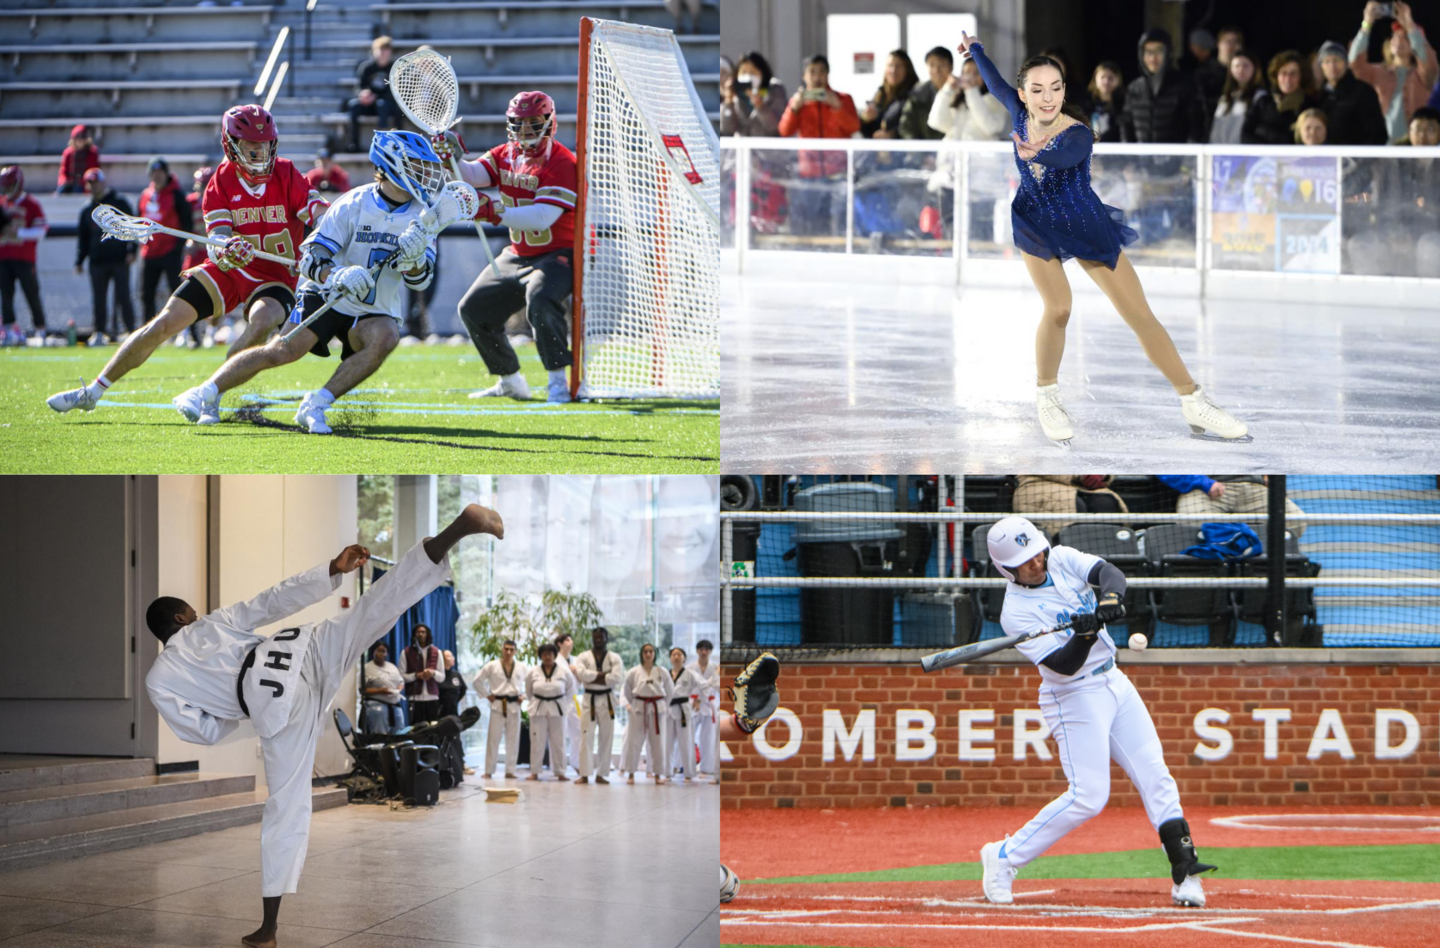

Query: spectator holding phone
1350,1,1435,143
721,52,787,137
778,54,860,236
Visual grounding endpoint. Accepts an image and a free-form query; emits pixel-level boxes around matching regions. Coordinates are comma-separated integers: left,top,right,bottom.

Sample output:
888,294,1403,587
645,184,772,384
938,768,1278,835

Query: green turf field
0,343,718,473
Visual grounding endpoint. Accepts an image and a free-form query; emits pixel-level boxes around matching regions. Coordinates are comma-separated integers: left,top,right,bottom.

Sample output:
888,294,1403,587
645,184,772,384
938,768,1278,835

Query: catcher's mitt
729,651,780,734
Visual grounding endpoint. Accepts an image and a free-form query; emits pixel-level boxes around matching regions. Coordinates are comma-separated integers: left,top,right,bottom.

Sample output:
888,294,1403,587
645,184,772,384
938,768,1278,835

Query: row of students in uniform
471,628,721,784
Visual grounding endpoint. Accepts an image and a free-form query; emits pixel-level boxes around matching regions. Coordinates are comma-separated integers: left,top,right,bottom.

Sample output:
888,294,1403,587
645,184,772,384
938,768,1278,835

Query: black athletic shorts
173,276,294,323
288,290,393,359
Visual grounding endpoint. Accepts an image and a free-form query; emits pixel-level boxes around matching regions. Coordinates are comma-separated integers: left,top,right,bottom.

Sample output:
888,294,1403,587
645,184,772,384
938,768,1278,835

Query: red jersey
479,140,576,257
201,158,325,287
0,192,47,264
304,164,351,194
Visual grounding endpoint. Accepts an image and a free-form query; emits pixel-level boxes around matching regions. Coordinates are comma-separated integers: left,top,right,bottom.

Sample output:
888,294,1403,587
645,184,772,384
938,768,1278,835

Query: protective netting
720,475,1440,653
576,18,720,400
389,49,459,134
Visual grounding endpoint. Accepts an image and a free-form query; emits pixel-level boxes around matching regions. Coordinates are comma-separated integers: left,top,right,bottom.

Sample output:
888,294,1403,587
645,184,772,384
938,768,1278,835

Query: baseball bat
919,619,1075,673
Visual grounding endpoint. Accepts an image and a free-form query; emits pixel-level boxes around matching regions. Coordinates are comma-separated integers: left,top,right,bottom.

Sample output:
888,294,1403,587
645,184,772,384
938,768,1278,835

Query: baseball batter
144,504,503,948
980,516,1216,908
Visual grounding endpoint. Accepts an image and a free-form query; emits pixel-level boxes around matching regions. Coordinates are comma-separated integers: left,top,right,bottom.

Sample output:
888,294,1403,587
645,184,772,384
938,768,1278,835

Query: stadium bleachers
0,5,275,43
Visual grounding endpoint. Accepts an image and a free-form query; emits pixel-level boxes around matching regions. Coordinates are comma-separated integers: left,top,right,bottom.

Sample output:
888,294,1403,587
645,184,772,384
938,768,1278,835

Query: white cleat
46,381,99,414
468,375,532,400
294,398,332,435
548,377,572,404
1172,873,1207,907
1181,386,1250,441
173,385,220,425
980,840,1017,904
1036,383,1074,447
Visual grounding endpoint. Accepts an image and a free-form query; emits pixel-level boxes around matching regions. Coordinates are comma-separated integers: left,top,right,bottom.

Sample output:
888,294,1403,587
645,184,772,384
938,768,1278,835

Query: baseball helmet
987,516,1050,582
506,90,556,156
0,165,21,199
221,104,278,185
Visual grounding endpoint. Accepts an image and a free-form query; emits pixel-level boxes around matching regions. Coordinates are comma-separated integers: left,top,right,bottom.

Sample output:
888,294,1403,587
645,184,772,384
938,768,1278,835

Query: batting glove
391,221,431,270
430,130,467,163
215,235,255,272
729,651,780,734
1095,593,1126,624
1070,612,1103,637
474,192,504,226
329,265,375,301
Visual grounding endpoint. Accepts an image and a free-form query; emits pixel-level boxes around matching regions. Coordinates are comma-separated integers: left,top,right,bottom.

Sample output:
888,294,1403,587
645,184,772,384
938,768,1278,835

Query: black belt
670,695,689,726
586,688,614,719
491,694,521,717
236,646,257,718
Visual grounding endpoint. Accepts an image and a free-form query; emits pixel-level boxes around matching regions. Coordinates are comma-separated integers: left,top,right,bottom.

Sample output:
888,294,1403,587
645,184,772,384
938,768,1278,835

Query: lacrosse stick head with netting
91,204,156,245
369,129,447,205
389,49,461,136
415,179,481,237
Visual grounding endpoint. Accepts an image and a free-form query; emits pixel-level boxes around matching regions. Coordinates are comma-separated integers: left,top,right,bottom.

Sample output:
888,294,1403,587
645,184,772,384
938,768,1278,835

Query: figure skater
960,31,1249,446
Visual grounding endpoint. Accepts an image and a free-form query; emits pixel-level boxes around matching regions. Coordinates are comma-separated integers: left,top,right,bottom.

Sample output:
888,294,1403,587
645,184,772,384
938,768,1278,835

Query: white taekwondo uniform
688,657,721,774
573,648,625,778
997,544,1183,869
559,649,581,773
474,657,527,777
145,541,451,897
665,665,703,780
525,661,575,777
621,663,674,776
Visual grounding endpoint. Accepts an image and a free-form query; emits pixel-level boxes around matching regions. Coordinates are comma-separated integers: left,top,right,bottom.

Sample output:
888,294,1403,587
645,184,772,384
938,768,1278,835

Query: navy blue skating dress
970,42,1138,269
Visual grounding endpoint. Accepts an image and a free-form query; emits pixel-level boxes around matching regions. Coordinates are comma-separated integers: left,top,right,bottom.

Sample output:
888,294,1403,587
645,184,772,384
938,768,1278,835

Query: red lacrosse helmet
193,165,214,192
506,91,556,156
221,104,278,185
0,165,21,200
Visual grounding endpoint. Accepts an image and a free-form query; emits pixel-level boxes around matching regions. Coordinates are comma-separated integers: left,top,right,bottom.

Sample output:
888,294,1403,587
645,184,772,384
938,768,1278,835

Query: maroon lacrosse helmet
0,165,21,200
506,91,556,156
193,165,215,193
221,104,278,185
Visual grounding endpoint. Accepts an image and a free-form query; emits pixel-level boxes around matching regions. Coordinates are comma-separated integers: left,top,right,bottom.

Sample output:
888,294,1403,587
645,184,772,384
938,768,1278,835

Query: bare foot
241,928,277,948
557,775,570,782
656,776,666,784
626,775,634,784
526,774,539,781
459,503,505,539
576,776,588,784
596,775,609,784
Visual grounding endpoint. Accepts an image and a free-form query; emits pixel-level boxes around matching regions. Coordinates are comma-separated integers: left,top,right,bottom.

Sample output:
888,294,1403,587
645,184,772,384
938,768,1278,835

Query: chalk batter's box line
721,896,1440,919
1210,814,1440,832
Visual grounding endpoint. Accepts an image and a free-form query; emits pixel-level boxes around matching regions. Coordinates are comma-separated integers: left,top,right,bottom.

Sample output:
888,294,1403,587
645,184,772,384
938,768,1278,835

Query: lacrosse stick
90,205,295,268
280,179,479,342
389,47,499,268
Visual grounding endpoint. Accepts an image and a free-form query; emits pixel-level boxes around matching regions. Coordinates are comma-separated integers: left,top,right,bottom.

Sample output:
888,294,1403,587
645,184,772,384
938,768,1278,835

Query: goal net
573,17,720,400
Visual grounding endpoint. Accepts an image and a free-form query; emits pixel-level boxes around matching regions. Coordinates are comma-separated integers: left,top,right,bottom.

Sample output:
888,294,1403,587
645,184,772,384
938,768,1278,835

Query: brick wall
720,662,1440,809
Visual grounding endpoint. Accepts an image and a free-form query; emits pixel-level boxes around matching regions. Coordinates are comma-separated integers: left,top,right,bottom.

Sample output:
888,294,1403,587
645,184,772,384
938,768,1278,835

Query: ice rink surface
721,275,1440,472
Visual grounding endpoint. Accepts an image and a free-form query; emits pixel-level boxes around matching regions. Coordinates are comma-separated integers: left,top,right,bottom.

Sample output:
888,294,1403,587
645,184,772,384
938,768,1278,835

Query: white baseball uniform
525,662,575,777
621,664,674,776
997,544,1182,869
689,657,720,774
666,666,702,779
474,658,527,777
573,649,625,778
145,541,451,897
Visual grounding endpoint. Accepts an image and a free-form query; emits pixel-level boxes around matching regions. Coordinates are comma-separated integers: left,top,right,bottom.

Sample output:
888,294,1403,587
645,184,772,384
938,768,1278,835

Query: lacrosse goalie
173,131,463,434
46,105,326,415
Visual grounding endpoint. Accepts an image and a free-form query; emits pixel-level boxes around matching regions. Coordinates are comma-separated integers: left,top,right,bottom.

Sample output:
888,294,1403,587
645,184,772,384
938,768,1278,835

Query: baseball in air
1129,633,1148,651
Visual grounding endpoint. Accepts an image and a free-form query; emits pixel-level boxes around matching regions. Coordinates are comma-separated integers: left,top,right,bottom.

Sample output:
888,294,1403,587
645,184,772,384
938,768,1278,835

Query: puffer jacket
1120,28,1208,143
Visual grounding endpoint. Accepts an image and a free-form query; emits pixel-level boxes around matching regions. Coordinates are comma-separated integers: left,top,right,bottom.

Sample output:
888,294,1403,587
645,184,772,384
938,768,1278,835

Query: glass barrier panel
748,146,849,253
1211,153,1341,273
720,143,736,250
1340,154,1440,278
851,150,954,257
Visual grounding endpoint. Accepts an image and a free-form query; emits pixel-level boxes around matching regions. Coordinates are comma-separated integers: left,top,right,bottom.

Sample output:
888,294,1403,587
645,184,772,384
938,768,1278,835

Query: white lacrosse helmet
987,516,1050,582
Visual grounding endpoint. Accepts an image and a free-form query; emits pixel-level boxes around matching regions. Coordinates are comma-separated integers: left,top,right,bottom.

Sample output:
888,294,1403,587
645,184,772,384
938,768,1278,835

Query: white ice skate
46,379,99,414
1180,386,1250,441
980,839,1017,904
468,374,531,401
173,385,220,426
1036,384,1074,447
1172,873,1206,907
294,397,332,435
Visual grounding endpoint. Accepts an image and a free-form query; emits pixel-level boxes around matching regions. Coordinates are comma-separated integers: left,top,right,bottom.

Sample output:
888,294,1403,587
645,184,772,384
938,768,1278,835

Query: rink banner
719,662,1440,809
1211,154,1340,274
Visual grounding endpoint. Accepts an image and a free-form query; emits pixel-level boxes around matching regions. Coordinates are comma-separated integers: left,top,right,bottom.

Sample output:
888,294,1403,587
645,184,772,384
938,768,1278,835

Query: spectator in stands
1188,29,1226,119
136,157,193,344
1157,476,1307,538
1217,26,1245,70
1013,475,1128,535
346,36,398,152
1122,28,1208,143
0,165,49,346
1210,49,1266,144
1317,40,1390,144
1244,51,1316,144
860,50,919,139
1351,2,1436,144
1087,61,1127,142
779,54,860,236
74,168,136,347
362,642,407,734
56,125,100,195
403,624,444,725
901,47,951,140
928,52,1008,140
1296,108,1330,144
305,147,351,194
663,0,702,35
438,649,467,720
721,52,787,137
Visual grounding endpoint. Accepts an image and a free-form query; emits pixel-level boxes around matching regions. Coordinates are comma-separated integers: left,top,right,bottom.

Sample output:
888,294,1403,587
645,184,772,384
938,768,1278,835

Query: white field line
1173,921,1395,948
733,890,1059,903
722,898,1440,918
1210,814,1440,832
1233,890,1411,902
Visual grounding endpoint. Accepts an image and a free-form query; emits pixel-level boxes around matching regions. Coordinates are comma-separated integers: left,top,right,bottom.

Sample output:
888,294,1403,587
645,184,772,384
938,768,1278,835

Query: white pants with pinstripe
999,667,1182,868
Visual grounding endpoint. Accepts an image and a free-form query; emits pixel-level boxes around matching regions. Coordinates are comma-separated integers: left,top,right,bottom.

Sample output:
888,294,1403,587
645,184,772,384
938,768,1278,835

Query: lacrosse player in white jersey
979,516,1216,909
172,130,451,434
144,503,503,948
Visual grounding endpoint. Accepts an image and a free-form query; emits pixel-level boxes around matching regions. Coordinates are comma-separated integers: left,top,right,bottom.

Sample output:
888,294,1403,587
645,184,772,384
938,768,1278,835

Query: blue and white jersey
1001,545,1118,685
297,183,435,319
